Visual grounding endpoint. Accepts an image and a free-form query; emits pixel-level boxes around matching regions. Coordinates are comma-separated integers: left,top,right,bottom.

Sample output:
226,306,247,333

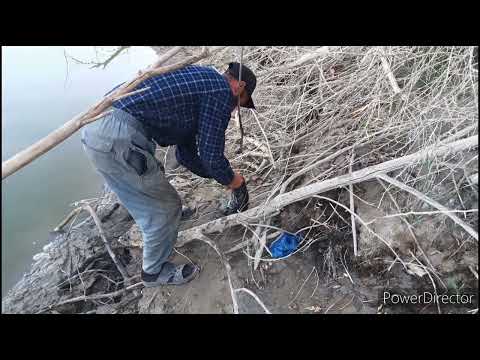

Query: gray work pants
81,108,182,275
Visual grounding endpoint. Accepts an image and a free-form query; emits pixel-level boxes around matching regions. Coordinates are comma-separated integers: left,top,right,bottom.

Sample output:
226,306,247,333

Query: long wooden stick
377,174,478,241
270,136,477,217
118,136,477,248
52,207,83,232
348,149,358,256
1,46,213,180
81,203,130,281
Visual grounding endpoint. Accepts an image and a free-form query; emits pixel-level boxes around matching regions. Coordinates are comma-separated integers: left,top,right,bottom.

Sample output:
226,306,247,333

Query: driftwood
174,135,478,246
121,135,477,248
1,46,212,180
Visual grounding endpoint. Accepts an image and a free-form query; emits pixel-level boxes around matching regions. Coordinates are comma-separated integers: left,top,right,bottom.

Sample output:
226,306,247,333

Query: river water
1,46,158,296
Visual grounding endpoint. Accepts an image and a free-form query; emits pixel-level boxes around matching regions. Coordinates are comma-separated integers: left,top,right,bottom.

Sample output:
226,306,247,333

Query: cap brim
243,96,255,109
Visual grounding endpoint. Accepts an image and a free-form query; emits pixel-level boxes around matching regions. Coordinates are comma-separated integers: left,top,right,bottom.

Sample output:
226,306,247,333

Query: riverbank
3,176,477,314
3,46,478,314
1,46,158,295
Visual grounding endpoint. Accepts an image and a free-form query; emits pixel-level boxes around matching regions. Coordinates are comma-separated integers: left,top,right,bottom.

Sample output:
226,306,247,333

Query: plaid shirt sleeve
196,93,235,186
175,142,211,179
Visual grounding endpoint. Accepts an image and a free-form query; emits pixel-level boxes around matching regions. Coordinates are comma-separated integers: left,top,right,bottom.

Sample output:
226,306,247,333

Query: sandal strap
169,264,188,284
157,262,196,284
156,261,176,283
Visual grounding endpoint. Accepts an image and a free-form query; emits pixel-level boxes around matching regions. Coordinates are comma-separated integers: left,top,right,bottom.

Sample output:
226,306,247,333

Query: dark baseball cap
227,62,257,109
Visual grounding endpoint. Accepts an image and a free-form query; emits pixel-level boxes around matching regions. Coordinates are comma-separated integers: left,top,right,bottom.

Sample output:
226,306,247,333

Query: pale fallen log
377,174,478,241
120,135,477,248
2,46,213,180
179,135,477,246
279,143,354,194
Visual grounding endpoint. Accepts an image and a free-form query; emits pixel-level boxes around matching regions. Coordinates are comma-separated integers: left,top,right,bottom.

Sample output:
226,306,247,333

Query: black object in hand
223,181,249,216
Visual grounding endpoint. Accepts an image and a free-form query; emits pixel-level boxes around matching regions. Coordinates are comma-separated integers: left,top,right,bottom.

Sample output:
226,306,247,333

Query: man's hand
228,173,245,190
223,174,249,215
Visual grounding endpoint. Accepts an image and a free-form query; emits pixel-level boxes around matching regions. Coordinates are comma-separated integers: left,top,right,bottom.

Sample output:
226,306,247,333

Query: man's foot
142,262,200,287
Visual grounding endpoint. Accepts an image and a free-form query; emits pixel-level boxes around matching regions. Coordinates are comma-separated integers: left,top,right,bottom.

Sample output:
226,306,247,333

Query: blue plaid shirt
109,65,236,186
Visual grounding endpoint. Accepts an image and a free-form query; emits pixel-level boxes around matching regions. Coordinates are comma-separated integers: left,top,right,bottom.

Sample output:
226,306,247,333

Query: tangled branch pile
209,46,478,193
75,46,480,313
6,46,477,314
120,46,475,311
172,46,478,256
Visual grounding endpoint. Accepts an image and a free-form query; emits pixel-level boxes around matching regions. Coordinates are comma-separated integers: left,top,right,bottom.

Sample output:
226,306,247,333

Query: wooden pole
1,47,213,180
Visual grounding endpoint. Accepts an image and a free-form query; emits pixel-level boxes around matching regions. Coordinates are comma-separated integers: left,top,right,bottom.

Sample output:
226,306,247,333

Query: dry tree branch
379,47,407,101
250,109,276,168
36,282,143,313
80,202,130,282
377,174,478,241
376,177,447,290
53,207,83,232
194,234,240,314
313,195,406,267
2,46,214,179
288,266,316,306
234,288,272,314
90,46,131,69
408,250,442,314
348,149,358,256
115,135,477,250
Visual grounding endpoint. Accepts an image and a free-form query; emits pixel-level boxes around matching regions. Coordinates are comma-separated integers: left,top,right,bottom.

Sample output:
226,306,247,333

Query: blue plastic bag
269,232,302,258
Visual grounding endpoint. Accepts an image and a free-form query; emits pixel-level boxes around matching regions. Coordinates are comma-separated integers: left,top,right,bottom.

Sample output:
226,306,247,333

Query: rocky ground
3,173,477,314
